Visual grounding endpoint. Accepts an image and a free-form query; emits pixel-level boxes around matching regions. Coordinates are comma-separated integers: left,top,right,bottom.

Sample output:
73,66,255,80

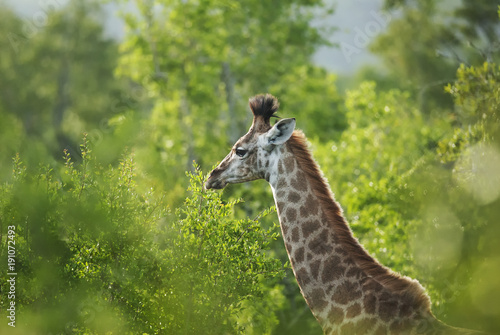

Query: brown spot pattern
302,220,321,238
276,190,286,198
276,178,287,190
284,155,295,174
310,259,321,280
294,247,305,264
346,303,362,319
286,207,297,222
278,161,284,174
309,288,328,312
299,206,309,218
276,201,285,213
296,267,311,286
379,299,398,322
321,256,345,283
380,291,391,301
290,172,308,191
335,247,348,256
308,231,332,255
363,294,377,314
363,279,383,293
399,302,413,318
346,266,363,279
306,193,319,211
332,281,362,305
288,191,301,203
291,227,300,242
300,194,319,217
281,223,288,235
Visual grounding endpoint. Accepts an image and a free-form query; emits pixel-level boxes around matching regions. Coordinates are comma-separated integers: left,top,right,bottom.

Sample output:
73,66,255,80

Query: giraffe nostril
205,178,226,190
205,179,216,190
205,169,227,190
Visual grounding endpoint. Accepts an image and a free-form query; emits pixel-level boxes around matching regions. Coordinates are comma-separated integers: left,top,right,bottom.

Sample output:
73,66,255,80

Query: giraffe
205,94,483,335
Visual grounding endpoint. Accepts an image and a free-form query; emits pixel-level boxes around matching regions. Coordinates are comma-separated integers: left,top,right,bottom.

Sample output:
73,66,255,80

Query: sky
3,0,386,74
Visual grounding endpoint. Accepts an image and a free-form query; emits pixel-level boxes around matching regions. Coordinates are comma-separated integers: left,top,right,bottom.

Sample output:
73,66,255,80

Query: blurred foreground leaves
0,141,284,334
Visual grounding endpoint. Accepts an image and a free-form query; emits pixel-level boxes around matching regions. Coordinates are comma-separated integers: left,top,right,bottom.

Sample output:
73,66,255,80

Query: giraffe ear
265,118,296,147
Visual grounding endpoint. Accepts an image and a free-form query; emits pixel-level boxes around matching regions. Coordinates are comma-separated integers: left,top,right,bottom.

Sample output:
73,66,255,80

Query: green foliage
0,140,284,334
436,63,500,330
370,0,500,111
1,137,164,334
313,81,443,277
270,65,347,142
443,63,500,145
168,165,285,334
0,1,125,160
113,0,334,206
1,0,500,333
312,66,500,332
412,63,500,332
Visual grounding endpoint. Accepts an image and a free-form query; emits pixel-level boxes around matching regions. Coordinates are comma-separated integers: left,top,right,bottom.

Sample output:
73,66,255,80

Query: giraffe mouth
205,176,228,190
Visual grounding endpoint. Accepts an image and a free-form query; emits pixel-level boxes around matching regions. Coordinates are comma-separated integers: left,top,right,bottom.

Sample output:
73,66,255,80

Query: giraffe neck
268,131,433,334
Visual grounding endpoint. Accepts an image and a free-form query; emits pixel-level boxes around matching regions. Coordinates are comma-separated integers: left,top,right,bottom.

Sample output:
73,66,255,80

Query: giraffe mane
248,94,280,126
286,130,432,312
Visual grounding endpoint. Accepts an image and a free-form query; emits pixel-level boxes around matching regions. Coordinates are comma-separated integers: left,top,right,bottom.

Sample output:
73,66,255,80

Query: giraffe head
205,94,295,190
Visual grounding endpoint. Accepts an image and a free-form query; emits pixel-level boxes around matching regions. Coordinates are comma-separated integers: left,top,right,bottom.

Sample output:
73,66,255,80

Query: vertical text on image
6,225,17,328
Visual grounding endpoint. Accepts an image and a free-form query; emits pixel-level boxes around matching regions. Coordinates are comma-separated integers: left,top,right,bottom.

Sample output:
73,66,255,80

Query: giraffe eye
235,148,247,157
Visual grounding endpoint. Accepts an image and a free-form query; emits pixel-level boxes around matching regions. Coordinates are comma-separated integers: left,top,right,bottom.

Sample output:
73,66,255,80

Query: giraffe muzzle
205,170,228,190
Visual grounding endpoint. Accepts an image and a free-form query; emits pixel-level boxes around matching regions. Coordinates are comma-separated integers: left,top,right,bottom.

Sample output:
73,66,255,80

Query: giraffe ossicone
205,94,483,335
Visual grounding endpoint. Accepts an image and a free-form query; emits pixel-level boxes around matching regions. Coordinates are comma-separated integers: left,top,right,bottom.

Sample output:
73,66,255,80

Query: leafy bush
0,138,284,334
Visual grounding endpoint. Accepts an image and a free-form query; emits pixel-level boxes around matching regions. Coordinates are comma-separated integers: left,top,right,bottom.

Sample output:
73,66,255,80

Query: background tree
0,1,125,167
112,0,338,203
369,0,500,111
